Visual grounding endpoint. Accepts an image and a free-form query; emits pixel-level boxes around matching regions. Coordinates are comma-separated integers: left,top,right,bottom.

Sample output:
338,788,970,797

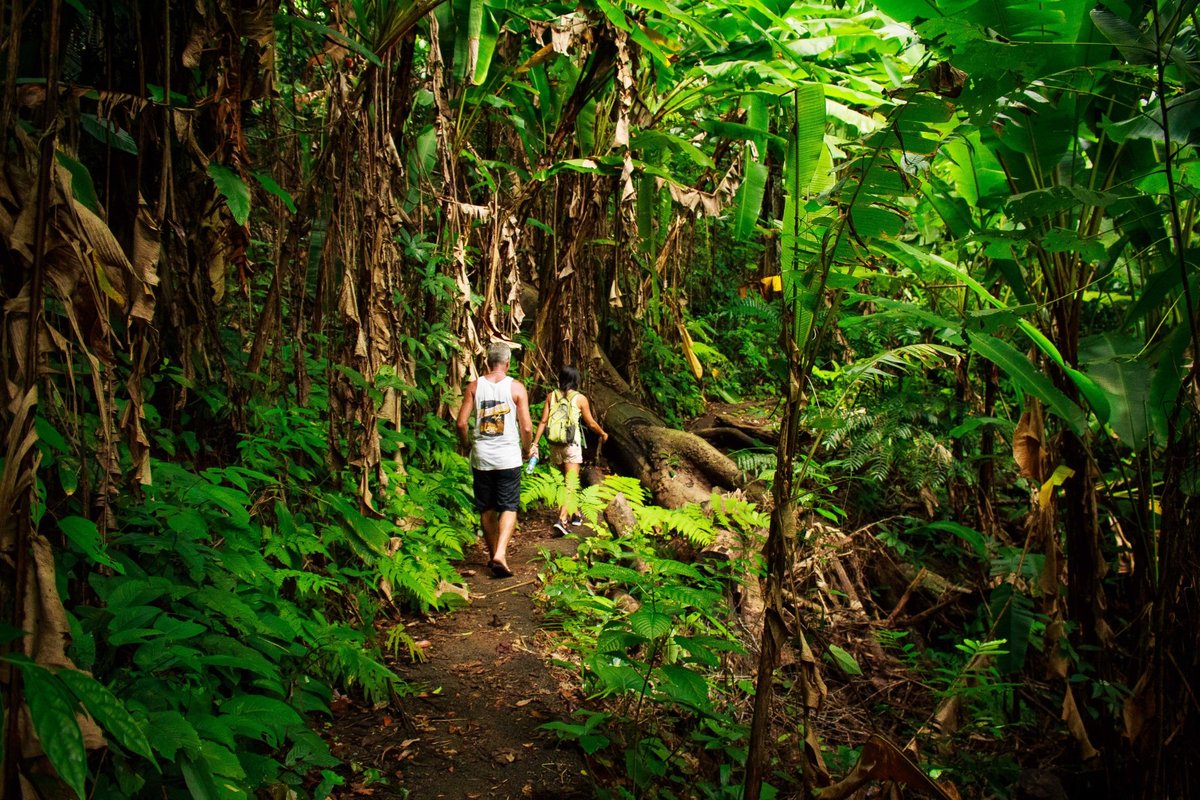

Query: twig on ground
475,578,538,597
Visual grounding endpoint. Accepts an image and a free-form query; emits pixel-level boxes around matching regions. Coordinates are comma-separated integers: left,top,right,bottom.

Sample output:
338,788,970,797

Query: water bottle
525,454,539,474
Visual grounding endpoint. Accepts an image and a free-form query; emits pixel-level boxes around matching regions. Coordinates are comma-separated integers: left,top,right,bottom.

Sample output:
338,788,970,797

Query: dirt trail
326,508,592,799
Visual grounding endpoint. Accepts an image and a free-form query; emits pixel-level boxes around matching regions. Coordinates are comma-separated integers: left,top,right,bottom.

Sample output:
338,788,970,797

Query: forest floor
323,506,594,799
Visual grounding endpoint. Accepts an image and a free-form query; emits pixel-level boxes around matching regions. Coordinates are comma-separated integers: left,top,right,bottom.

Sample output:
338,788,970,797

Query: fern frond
733,450,776,477
520,468,567,511
379,552,442,611
274,569,343,598
843,343,959,383
385,624,427,663
723,296,781,324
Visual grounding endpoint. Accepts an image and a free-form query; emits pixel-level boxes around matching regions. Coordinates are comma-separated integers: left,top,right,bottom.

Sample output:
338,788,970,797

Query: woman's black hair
558,365,581,392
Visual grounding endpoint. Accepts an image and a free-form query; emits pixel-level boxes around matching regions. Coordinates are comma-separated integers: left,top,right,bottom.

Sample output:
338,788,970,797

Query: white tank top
472,376,521,470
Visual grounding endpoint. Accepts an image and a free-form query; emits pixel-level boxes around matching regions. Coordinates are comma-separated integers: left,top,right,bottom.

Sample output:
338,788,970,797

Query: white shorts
549,442,583,466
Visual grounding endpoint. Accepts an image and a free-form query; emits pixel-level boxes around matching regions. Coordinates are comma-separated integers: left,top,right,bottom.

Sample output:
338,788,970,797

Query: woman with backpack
528,365,608,536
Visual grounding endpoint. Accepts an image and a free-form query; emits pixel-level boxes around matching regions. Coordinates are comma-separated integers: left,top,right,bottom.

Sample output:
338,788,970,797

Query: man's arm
455,380,477,452
513,382,533,455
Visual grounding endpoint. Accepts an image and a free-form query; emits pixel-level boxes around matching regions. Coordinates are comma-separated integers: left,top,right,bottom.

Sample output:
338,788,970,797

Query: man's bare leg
491,510,517,572
481,510,498,561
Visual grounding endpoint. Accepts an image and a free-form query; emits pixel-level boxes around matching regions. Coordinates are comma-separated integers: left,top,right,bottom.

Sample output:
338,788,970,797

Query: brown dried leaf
1013,405,1043,480
1061,685,1100,759
816,734,955,800
1123,667,1155,743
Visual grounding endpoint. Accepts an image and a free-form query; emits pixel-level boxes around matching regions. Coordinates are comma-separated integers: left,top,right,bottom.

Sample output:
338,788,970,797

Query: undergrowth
21,364,478,799
526,472,775,799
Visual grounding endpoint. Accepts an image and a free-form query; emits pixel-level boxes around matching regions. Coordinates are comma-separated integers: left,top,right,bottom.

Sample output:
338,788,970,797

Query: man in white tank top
456,342,532,578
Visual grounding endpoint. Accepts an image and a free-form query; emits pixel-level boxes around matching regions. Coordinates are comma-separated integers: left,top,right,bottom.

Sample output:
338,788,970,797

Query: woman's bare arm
529,395,551,458
578,395,608,443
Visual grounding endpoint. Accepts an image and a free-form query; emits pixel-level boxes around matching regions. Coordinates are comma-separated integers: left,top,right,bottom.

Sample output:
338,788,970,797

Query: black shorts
472,467,522,512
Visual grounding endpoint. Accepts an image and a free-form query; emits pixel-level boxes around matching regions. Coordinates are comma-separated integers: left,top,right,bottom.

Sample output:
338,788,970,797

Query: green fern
724,295,781,324
385,624,427,663
842,342,958,383
379,551,443,611
637,504,717,547
814,400,957,503
274,569,343,598
521,467,568,511
321,638,400,705
709,490,770,532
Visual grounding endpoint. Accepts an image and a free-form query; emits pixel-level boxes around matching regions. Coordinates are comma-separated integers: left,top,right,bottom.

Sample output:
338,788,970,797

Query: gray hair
486,341,512,369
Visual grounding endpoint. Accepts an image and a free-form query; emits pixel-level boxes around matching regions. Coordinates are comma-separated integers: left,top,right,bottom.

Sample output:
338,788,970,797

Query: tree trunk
586,348,758,509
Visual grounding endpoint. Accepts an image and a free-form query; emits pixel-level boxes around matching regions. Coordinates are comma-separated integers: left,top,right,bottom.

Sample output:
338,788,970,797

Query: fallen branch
475,579,537,598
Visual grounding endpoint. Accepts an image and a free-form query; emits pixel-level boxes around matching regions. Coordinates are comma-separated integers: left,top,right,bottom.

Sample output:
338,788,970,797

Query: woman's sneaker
552,521,569,537
569,514,584,527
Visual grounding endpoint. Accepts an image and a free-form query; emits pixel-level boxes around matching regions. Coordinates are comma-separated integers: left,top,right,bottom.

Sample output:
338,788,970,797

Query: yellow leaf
93,252,126,304
677,322,703,380
1037,465,1075,508
515,43,555,75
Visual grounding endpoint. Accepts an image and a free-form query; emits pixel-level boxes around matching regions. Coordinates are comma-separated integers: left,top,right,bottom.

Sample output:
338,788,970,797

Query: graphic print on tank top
478,399,511,437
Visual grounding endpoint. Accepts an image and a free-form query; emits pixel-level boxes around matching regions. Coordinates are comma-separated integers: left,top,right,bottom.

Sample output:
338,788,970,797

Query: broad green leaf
587,563,644,584
253,172,297,214
219,695,301,747
17,661,87,799
1149,323,1191,443
592,659,648,695
180,752,223,800
657,664,712,710
58,516,123,573
948,416,1015,438
637,174,657,255
200,740,246,781
968,333,1085,434
922,520,988,561
597,627,648,654
849,204,905,241
207,164,251,226
732,160,768,240
34,416,70,453
191,482,252,528
594,0,631,33
80,113,138,155
146,710,202,760
827,644,862,676
1125,260,1200,323
1080,333,1153,449
465,0,484,81
990,583,1038,674
791,84,826,193
628,608,673,640
472,8,500,86
414,125,438,178
630,130,714,168
56,152,101,215
56,670,157,766
696,119,786,147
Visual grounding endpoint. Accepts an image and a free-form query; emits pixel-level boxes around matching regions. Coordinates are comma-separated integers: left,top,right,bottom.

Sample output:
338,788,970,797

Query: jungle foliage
1,0,1197,797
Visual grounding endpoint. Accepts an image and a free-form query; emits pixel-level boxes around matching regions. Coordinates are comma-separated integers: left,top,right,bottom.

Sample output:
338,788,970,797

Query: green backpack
546,390,580,445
